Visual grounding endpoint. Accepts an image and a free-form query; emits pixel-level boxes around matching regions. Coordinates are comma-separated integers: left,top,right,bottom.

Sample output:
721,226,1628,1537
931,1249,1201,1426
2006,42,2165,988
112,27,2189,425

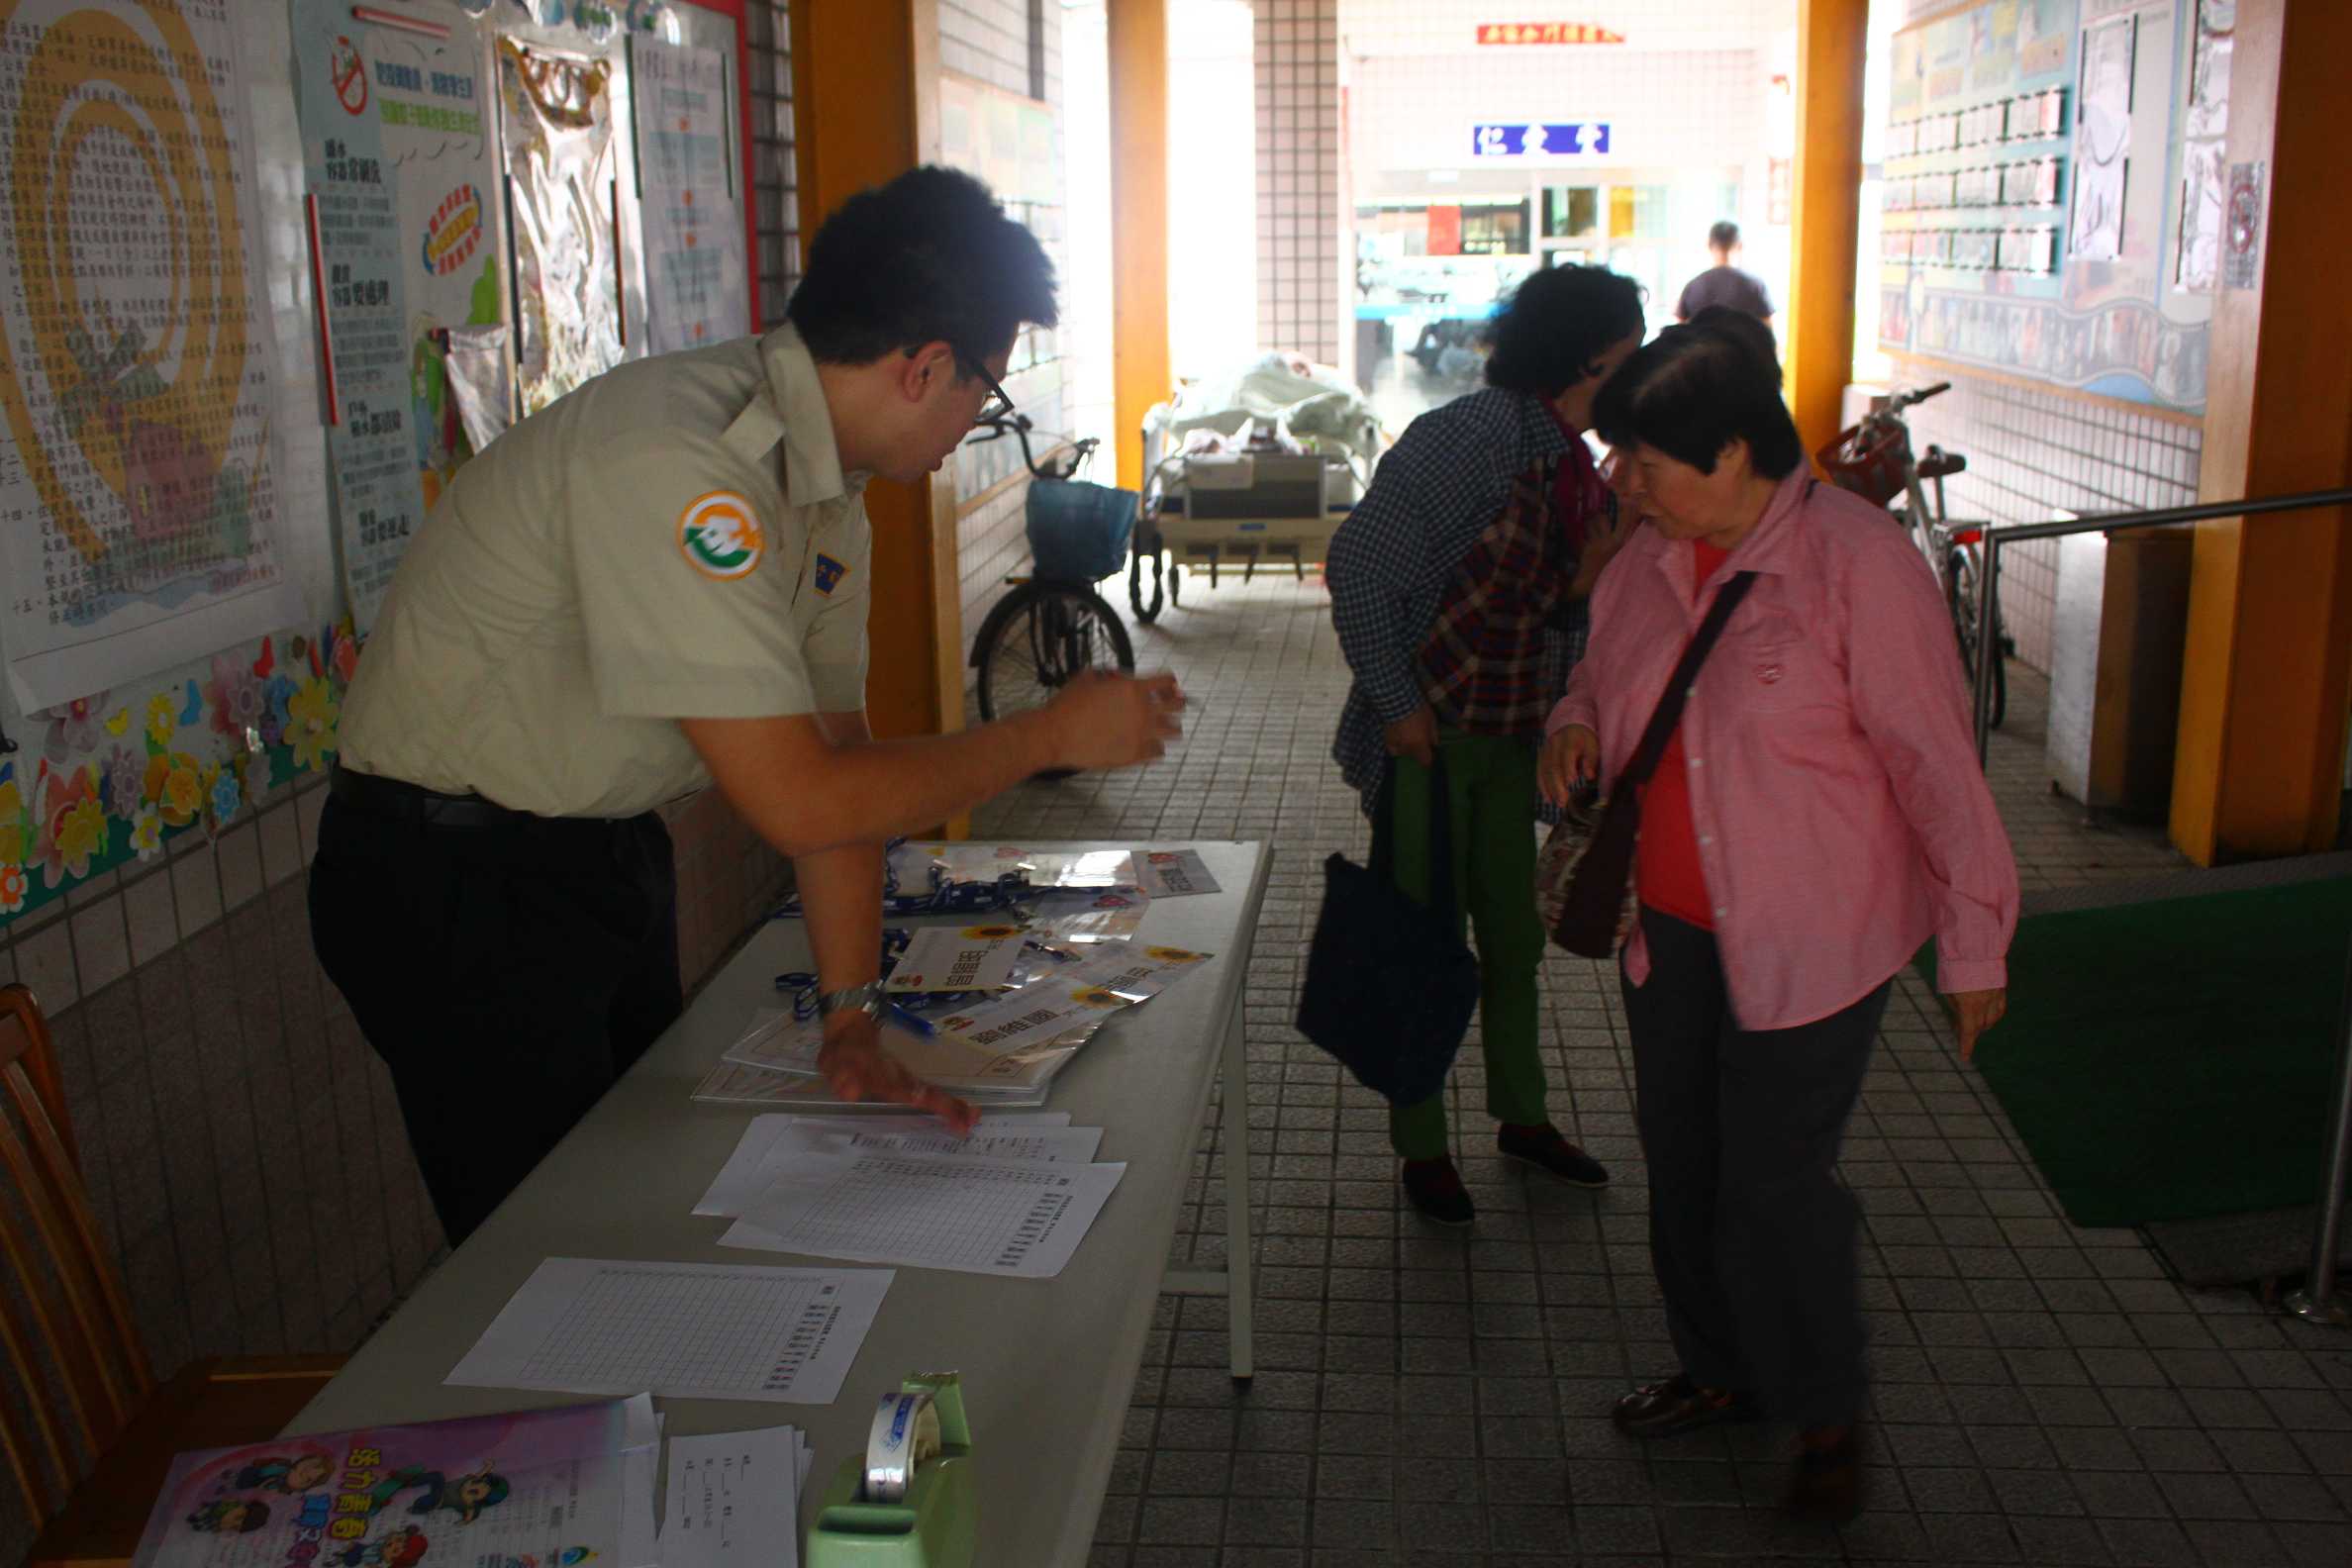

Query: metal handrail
1965,483,2352,1325
1969,484,2352,762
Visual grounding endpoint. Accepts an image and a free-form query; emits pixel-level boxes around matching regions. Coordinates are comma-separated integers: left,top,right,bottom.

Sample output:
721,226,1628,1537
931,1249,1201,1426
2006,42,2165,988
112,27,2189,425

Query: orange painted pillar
2170,0,2352,863
790,1,957,746
1787,0,1868,463
1107,0,1170,492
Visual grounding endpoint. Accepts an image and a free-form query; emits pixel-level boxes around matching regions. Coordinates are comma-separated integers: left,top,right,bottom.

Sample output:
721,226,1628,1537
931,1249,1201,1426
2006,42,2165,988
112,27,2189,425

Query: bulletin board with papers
0,0,754,930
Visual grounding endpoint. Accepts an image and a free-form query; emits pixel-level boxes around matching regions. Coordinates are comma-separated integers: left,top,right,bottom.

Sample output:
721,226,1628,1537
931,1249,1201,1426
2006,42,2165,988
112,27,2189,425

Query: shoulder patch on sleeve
677,490,766,580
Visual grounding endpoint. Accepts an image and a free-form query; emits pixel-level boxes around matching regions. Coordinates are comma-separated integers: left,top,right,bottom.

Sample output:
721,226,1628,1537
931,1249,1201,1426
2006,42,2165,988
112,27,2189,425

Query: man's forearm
796,840,887,993
697,708,1063,859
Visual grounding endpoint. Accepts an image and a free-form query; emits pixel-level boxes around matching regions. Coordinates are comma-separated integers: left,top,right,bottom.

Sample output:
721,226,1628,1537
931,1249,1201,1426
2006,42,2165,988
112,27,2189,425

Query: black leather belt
329,765,539,829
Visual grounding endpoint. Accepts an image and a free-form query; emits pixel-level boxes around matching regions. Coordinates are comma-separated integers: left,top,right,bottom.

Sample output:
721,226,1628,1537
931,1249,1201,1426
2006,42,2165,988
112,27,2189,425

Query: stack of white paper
446,1257,890,1405
701,1121,1127,1279
694,1112,1083,1217
662,1424,816,1568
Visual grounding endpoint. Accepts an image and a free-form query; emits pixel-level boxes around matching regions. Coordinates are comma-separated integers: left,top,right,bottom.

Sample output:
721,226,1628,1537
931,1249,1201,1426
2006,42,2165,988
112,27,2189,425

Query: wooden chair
2,983,345,1567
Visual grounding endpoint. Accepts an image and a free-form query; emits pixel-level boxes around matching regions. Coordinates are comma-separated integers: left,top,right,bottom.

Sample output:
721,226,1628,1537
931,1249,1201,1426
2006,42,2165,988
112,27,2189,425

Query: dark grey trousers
1621,906,1889,1430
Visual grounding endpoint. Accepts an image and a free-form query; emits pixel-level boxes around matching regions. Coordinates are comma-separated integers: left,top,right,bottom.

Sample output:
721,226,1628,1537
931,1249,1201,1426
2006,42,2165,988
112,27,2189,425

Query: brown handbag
1542,571,1758,957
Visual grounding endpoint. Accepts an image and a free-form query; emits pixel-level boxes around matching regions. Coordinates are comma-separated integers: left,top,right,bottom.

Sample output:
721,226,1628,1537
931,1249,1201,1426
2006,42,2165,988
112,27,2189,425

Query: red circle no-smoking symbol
331,37,368,117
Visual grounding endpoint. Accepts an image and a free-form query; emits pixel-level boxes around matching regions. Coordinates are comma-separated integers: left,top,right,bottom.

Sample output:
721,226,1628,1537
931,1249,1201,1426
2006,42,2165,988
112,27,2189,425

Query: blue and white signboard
1470,122,1613,158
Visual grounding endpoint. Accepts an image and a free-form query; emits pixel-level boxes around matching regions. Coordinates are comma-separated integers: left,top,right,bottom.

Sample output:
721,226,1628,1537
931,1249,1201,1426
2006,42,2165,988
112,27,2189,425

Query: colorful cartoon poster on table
293,0,508,636
632,41,748,354
129,1397,658,1568
0,0,307,711
499,38,628,415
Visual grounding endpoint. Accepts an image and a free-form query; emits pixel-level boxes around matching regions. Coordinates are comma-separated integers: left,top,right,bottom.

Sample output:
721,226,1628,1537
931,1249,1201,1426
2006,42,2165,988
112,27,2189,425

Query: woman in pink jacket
1539,312,2018,1522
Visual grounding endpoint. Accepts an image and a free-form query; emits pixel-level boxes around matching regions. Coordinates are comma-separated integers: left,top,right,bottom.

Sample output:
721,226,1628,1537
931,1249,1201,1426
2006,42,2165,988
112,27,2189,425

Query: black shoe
1401,1157,1474,1227
1497,1124,1610,1188
1784,1425,1865,1524
1611,1372,1757,1439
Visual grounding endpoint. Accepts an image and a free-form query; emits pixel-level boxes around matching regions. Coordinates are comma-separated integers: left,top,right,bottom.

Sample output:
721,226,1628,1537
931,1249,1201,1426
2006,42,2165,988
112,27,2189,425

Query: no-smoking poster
293,0,505,635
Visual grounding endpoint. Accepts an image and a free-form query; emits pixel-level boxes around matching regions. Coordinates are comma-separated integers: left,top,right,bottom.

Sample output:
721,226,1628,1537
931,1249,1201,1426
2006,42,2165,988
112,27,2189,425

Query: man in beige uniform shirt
310,168,1180,1242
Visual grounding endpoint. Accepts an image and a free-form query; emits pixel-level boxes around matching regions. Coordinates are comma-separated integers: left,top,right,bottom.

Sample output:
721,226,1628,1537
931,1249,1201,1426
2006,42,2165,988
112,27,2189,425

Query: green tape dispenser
807,1372,976,1568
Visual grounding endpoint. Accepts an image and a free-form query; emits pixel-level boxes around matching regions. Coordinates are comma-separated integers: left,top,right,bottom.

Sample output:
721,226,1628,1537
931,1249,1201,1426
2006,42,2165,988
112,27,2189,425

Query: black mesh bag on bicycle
1027,478,1138,581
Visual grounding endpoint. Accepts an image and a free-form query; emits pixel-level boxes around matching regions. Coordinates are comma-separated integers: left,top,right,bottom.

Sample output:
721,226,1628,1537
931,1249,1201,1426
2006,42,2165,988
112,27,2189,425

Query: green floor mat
1919,877,2352,1229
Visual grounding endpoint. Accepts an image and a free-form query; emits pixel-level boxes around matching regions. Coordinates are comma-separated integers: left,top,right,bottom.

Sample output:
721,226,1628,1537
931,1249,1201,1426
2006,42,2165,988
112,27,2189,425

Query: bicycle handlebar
971,414,1099,481
1884,381,1952,415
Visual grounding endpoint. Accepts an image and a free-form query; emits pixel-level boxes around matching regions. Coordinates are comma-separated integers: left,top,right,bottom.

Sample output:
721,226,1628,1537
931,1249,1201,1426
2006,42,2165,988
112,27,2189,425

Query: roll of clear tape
863,1389,943,1503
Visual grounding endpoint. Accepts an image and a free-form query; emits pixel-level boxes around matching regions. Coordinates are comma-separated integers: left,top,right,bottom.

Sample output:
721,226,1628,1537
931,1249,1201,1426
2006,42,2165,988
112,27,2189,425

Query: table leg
1219,979,1255,1382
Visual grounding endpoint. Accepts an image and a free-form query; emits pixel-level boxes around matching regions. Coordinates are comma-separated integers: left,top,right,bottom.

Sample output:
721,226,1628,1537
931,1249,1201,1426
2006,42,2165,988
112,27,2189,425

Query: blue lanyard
769,838,1034,923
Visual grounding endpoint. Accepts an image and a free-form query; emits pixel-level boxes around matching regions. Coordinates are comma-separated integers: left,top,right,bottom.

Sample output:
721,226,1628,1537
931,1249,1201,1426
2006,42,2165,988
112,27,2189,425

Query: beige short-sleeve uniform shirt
337,326,870,817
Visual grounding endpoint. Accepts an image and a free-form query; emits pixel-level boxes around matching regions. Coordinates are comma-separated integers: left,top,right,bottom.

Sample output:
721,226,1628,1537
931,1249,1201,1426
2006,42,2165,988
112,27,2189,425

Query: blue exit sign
1470,122,1613,158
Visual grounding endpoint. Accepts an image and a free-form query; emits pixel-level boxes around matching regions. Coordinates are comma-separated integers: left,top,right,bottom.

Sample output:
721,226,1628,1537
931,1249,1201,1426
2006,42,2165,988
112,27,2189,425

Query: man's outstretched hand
817,1011,978,1132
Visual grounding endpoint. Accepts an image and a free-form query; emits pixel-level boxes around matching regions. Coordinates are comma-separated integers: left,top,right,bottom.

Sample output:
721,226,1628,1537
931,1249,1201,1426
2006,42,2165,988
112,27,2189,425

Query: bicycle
1816,381,2012,729
965,413,1139,777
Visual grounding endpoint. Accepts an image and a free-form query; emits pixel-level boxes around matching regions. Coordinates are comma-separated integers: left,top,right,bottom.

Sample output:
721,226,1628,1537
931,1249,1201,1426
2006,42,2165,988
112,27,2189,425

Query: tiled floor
969,573,2352,1567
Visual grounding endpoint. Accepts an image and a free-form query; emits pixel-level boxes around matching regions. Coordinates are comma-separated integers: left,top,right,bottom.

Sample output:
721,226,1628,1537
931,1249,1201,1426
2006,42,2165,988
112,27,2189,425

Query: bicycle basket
1026,479,1139,581
1815,422,1908,509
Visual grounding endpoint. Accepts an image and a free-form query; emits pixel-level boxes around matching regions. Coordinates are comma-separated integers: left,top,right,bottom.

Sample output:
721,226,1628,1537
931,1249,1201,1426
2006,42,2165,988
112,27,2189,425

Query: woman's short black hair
1481,264,1647,398
787,166,1057,370
1591,306,1804,478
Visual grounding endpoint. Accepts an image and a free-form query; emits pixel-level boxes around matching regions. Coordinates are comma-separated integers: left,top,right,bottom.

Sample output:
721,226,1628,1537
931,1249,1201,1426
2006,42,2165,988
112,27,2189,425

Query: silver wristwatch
816,979,888,1024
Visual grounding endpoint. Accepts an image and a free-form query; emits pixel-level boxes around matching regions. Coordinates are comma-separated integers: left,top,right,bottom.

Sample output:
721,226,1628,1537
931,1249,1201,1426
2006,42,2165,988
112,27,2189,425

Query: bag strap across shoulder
1611,569,1758,796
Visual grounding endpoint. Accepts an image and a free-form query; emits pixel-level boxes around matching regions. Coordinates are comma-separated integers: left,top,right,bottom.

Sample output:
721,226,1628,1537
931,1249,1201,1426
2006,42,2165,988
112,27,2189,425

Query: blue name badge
814,552,847,595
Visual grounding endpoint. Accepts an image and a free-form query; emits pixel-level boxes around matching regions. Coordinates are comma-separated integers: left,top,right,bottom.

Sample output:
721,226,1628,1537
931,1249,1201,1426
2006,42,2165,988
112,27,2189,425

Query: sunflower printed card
884,922,1029,994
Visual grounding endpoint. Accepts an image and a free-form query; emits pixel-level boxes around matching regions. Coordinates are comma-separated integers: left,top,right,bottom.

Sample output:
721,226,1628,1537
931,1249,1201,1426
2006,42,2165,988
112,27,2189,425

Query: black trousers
1621,907,1888,1430
308,793,683,1246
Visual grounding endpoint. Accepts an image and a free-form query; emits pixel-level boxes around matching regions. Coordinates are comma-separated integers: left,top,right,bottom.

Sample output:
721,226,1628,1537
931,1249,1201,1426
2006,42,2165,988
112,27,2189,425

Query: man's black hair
1709,220,1741,251
1481,264,1647,399
787,165,1057,369
1592,306,1802,479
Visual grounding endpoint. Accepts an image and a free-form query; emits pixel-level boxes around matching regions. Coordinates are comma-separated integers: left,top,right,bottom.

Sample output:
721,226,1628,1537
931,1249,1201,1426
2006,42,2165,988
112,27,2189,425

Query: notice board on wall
0,0,309,713
1877,0,2219,413
0,0,751,930
292,0,510,635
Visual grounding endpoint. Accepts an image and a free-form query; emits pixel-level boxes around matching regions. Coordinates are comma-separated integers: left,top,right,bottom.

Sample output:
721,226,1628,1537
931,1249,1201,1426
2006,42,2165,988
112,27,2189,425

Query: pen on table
888,1000,937,1036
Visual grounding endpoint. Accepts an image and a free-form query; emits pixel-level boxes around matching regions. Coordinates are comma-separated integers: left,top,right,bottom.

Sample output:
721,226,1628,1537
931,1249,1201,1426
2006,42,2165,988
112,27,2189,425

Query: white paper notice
1138,849,1222,897
885,923,1029,994
695,1111,1076,1217
662,1426,802,1568
727,1150,1127,1279
445,1257,890,1405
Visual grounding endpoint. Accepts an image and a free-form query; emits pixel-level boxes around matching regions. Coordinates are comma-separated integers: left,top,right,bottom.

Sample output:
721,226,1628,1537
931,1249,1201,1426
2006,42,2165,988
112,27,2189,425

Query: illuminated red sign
1475,23,1625,45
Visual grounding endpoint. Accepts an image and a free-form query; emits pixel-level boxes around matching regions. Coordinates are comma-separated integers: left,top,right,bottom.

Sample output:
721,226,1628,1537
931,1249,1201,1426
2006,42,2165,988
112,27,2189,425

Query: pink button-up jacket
1547,468,2018,1029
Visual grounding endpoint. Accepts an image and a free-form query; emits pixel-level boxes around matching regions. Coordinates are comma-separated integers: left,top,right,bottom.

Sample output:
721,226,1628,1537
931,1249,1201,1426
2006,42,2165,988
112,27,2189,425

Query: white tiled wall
943,0,1076,693
1887,362,2205,674
749,0,800,324
1256,0,1341,364
943,0,1043,97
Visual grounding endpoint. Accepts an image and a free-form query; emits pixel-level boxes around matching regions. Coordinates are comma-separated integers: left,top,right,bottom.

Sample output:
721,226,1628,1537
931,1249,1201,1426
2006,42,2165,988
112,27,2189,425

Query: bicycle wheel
972,582,1137,779
1945,542,2008,731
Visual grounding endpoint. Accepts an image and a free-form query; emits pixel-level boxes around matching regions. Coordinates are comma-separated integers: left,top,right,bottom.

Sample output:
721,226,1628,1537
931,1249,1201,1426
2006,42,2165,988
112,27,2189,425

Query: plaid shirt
1328,387,1598,816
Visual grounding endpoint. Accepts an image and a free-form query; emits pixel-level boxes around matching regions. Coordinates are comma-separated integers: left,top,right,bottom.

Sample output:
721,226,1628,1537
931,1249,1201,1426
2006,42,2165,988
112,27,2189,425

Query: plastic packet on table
900,843,1140,891
1027,886,1151,946
926,944,1214,1055
691,1057,1051,1110
721,1011,1096,1099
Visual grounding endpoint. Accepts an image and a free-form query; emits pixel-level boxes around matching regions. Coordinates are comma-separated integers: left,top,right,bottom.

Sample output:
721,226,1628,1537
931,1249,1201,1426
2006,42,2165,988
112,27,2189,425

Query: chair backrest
0,982,155,1524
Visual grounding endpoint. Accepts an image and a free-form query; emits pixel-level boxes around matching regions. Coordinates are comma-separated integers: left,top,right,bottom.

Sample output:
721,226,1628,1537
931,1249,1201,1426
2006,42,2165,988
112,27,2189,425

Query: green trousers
1381,733,1552,1159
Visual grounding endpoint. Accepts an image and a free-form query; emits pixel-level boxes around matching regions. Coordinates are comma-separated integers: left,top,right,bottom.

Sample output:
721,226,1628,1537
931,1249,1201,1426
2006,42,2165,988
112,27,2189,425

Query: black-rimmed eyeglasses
968,362,1015,428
